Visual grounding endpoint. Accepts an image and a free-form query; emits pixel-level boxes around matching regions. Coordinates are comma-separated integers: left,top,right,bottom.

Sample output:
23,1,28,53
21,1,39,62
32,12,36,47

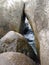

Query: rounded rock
0,0,24,38
0,52,36,65
0,31,39,63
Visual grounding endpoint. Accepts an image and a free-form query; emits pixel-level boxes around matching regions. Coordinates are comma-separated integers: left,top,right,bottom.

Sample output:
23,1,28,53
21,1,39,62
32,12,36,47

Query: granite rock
0,52,36,65
0,0,24,38
0,31,39,63
25,0,49,65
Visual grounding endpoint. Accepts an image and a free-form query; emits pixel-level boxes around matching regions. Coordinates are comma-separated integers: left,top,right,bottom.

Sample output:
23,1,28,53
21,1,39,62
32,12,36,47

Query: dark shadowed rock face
0,52,36,65
0,0,24,38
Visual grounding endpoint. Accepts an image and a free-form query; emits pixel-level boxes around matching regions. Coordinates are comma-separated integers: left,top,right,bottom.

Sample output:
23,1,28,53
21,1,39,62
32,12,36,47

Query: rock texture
0,31,39,63
25,0,40,59
0,52,36,65
0,0,24,38
25,0,49,65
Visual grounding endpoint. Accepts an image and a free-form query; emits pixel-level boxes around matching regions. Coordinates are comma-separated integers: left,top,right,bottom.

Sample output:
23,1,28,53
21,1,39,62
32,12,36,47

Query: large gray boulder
0,31,39,63
0,52,36,65
0,0,24,38
25,0,39,58
0,31,32,53
25,0,49,65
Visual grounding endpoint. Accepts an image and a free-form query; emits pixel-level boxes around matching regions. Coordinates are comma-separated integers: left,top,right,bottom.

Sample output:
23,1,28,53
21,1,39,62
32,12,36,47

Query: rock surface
0,52,36,65
0,0,24,38
0,31,39,63
25,0,49,65
25,0,40,59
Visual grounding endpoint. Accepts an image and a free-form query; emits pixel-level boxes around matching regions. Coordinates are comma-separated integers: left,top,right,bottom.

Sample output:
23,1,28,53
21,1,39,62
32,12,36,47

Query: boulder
0,31,39,63
25,0,49,65
25,0,40,59
0,52,36,65
0,31,31,53
0,0,25,38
